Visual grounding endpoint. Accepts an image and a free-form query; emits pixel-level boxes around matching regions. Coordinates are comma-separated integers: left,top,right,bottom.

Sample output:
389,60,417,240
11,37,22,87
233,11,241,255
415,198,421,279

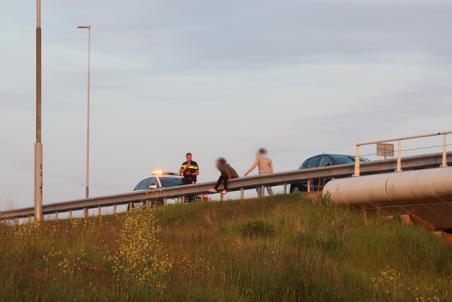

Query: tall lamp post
35,0,43,221
77,25,91,199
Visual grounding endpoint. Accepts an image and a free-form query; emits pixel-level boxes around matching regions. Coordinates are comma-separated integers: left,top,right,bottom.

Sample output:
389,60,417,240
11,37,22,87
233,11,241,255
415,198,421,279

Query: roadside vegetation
0,194,450,301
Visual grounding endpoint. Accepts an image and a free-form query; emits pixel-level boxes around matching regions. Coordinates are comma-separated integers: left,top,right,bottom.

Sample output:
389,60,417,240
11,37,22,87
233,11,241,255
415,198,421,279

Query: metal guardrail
354,131,451,176
1,152,451,221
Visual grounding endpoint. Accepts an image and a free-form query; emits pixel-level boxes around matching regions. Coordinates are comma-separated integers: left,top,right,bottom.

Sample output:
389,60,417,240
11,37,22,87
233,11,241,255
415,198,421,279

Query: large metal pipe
322,167,452,206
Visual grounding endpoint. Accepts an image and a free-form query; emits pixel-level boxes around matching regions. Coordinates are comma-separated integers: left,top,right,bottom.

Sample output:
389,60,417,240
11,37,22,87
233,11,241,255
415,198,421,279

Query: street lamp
77,25,91,199
35,0,43,221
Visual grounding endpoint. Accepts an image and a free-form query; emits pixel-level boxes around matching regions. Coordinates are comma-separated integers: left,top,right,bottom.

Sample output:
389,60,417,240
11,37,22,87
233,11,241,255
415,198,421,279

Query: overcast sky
1,0,451,209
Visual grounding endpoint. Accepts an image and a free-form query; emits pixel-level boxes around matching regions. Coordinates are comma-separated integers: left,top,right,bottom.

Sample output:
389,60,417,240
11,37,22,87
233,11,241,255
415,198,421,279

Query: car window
160,177,183,187
319,155,333,167
331,155,355,165
306,156,321,168
148,177,159,187
134,177,158,191
134,178,150,190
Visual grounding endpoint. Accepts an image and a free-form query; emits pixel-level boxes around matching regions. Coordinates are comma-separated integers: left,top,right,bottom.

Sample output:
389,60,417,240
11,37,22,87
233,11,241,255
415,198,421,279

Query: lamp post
34,0,43,221
77,25,91,199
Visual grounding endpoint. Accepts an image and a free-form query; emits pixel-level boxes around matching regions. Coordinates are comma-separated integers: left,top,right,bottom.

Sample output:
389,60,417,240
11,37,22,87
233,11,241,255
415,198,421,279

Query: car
133,170,183,191
132,170,208,206
290,154,369,193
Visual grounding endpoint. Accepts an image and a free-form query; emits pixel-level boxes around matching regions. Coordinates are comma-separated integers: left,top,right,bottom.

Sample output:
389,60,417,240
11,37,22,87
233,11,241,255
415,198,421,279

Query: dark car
290,154,369,193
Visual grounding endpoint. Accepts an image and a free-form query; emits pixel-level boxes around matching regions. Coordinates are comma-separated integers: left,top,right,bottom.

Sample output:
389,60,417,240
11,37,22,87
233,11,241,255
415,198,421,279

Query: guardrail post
442,134,448,168
113,204,117,215
68,211,72,219
283,183,288,195
83,208,88,218
307,179,311,193
55,212,58,220
362,207,368,225
97,206,101,216
260,185,265,198
354,145,360,176
240,188,244,200
396,140,402,172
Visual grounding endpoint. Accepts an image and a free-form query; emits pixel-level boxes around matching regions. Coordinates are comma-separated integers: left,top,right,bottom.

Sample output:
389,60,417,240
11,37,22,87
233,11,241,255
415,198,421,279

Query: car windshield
331,155,355,165
159,177,183,187
134,178,151,191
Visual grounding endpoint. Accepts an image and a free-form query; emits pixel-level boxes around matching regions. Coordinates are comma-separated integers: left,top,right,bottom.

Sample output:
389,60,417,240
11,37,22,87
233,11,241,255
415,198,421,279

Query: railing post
396,140,402,172
354,145,360,176
83,208,88,218
442,134,448,168
307,179,311,193
68,210,72,219
55,212,58,220
283,183,288,195
261,185,265,198
113,204,117,215
240,188,244,200
97,206,101,216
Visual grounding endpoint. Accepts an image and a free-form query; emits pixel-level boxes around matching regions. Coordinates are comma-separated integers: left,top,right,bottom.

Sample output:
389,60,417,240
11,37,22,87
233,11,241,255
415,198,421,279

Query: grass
0,194,451,301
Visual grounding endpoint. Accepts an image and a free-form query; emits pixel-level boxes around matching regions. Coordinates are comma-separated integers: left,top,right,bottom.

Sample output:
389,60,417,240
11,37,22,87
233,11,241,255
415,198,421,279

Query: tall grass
0,194,450,301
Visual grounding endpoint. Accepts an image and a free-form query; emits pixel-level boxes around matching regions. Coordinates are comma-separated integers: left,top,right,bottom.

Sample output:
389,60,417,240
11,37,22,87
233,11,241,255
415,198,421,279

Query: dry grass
0,194,451,301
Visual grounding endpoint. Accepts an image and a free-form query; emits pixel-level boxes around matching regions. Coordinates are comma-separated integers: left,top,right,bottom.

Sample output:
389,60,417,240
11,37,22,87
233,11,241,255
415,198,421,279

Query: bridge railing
1,152,450,222
354,131,452,176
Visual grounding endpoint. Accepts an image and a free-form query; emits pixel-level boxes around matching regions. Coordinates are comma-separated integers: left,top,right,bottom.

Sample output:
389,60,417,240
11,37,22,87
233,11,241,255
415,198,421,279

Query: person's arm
193,162,200,176
179,163,186,176
244,159,258,176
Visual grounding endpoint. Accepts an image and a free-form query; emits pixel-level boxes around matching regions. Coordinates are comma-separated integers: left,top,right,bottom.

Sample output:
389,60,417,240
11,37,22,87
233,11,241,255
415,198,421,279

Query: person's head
257,148,267,156
186,152,192,161
216,157,227,169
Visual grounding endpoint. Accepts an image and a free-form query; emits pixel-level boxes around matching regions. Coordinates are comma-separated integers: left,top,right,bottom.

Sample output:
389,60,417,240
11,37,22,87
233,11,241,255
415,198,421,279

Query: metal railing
354,131,451,176
1,152,450,222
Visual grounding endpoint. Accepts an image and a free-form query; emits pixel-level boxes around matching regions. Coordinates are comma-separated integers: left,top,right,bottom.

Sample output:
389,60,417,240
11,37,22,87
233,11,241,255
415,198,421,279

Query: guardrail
354,131,451,176
1,152,451,221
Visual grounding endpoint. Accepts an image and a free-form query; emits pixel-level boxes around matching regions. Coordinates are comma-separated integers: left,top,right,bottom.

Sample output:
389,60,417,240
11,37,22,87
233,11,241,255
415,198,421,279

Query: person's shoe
208,188,217,193
221,190,228,195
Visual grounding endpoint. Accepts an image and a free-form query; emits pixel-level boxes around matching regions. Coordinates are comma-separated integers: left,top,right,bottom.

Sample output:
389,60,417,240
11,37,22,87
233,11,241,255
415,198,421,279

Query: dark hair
186,152,192,157
258,148,267,155
217,157,227,164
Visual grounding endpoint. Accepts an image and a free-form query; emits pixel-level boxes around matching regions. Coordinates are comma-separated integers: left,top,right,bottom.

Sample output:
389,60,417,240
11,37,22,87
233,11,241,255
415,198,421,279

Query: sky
1,0,451,209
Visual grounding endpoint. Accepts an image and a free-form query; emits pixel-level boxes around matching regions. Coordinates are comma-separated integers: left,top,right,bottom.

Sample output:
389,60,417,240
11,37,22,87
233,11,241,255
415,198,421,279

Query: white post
354,145,360,176
442,134,448,168
396,140,402,172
